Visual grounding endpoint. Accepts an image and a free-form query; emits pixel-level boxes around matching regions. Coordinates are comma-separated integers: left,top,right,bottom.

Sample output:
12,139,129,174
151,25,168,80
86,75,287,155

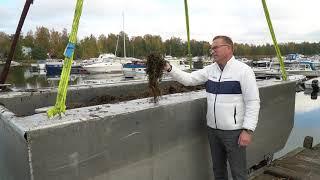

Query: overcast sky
1,0,320,44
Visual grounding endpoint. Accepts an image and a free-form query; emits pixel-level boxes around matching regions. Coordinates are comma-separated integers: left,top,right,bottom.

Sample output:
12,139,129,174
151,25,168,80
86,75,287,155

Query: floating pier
250,137,320,180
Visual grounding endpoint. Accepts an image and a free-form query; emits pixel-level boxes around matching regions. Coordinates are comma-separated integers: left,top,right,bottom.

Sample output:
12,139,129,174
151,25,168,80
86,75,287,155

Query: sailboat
83,13,133,74
81,54,123,74
118,13,146,78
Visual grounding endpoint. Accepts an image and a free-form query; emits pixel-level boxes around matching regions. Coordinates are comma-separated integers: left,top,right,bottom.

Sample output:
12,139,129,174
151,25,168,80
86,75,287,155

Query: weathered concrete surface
0,80,181,116
247,80,296,167
0,80,296,180
0,106,30,180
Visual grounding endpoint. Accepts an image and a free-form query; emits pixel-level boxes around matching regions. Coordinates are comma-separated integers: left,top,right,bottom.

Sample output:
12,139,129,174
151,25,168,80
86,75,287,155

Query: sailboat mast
115,34,119,56
123,12,126,58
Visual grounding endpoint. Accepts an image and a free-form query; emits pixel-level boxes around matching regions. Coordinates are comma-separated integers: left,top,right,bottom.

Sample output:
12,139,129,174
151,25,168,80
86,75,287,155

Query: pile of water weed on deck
67,82,205,109
145,53,166,103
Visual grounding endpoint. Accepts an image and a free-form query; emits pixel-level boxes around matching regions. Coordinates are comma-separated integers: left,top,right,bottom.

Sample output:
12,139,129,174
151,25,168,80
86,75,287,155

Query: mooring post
303,136,313,149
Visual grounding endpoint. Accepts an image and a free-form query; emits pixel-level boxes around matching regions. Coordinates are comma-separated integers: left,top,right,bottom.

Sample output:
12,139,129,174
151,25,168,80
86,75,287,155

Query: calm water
1,65,320,157
275,92,320,158
0,65,145,90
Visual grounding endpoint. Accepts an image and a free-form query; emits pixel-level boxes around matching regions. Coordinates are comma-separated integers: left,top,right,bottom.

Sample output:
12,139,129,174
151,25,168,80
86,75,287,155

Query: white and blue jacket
168,56,260,131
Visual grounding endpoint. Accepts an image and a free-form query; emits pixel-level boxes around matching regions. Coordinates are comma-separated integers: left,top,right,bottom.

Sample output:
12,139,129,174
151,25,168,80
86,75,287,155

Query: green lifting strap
47,0,83,118
184,0,192,70
262,0,287,80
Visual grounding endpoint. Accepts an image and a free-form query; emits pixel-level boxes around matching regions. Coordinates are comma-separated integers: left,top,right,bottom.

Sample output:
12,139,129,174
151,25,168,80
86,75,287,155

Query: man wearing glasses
164,35,260,180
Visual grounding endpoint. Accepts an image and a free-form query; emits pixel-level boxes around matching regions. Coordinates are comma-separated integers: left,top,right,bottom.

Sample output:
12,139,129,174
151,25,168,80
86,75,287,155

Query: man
164,35,260,180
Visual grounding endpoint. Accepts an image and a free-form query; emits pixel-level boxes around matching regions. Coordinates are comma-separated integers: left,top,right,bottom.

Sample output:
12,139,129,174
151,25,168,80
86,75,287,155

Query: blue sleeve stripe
205,80,242,94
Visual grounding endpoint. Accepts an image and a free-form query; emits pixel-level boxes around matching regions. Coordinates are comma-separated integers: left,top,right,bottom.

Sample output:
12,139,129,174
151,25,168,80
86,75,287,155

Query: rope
47,0,83,118
184,0,192,70
262,0,287,80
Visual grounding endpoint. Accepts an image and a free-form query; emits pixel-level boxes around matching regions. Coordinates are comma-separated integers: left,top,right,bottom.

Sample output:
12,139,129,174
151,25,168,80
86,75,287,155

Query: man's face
211,38,231,64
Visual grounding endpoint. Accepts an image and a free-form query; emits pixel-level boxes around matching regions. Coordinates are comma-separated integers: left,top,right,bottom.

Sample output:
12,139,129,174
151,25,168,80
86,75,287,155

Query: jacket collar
214,56,235,72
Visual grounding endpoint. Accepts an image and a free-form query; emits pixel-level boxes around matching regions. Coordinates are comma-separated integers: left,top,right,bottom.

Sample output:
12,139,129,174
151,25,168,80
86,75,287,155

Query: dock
250,137,320,180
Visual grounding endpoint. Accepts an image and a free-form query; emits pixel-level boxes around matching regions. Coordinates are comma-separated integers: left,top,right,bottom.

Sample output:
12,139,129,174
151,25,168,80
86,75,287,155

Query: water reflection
295,91,320,113
0,65,146,90
275,92,320,158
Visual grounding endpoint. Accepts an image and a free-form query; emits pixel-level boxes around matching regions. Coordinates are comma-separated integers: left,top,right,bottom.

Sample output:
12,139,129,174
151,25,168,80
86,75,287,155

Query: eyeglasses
211,44,230,51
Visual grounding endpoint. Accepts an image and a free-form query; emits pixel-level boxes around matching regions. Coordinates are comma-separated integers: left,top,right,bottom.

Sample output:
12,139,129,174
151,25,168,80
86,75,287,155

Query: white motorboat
122,60,146,78
9,61,21,67
83,60,123,74
30,60,46,72
82,53,133,74
252,60,272,75
165,55,190,71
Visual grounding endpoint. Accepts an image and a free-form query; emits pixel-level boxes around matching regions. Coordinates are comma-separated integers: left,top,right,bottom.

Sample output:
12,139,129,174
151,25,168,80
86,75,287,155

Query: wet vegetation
145,53,166,103
67,82,205,109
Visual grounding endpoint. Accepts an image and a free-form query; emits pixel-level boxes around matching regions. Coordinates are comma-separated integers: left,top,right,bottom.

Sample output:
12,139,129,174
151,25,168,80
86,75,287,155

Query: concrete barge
0,80,296,180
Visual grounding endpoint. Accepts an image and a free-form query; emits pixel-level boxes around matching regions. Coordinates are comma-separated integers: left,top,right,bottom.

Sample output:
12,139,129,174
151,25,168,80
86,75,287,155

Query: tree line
0,26,320,61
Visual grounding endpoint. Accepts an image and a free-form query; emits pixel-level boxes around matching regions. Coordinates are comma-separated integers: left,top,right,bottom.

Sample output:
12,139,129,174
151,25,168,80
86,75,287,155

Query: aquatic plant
146,53,166,103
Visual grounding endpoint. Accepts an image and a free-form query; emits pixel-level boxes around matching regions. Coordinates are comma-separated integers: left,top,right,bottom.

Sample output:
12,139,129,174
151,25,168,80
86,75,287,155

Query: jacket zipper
234,106,237,124
214,72,223,128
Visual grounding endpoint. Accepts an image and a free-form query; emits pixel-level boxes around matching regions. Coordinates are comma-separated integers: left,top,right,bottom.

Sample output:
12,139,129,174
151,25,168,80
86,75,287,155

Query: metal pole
184,0,192,70
0,0,34,89
115,34,119,56
123,12,126,58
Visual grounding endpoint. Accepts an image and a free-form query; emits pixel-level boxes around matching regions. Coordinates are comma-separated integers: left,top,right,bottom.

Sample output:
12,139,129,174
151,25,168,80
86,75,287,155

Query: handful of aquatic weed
146,53,166,103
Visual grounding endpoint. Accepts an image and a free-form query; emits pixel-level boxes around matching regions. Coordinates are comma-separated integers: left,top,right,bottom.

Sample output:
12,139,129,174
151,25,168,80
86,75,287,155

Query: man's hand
163,62,172,72
238,130,253,147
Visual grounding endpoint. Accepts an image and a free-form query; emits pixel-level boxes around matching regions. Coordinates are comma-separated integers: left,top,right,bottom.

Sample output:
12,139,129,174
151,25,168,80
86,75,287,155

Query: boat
252,60,272,75
46,60,88,76
81,54,132,73
82,58,123,74
30,60,46,72
285,53,306,62
81,51,131,74
83,13,132,75
165,55,190,71
38,60,46,70
30,63,39,72
264,61,320,77
287,74,306,82
122,60,146,78
237,57,253,66
9,61,21,67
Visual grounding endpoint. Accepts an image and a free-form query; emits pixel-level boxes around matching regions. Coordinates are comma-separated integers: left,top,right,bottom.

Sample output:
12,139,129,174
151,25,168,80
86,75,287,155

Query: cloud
1,0,320,43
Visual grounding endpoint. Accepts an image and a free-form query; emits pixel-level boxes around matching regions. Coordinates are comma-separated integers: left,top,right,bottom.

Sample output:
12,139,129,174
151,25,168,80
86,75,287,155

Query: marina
2,62,320,178
1,0,320,179
1,76,320,179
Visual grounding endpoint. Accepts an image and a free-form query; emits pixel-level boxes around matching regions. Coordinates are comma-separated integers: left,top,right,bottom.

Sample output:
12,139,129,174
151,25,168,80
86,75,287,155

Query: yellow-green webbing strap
184,0,192,70
262,0,287,80
47,0,83,118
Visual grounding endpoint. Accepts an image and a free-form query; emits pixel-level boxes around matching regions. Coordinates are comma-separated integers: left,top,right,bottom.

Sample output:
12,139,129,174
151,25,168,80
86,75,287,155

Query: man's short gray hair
213,35,234,50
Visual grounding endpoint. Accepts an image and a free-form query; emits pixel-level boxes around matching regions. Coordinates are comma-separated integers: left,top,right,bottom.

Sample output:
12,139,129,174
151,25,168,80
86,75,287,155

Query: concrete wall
0,80,296,180
0,106,30,180
0,81,182,116
247,81,296,166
